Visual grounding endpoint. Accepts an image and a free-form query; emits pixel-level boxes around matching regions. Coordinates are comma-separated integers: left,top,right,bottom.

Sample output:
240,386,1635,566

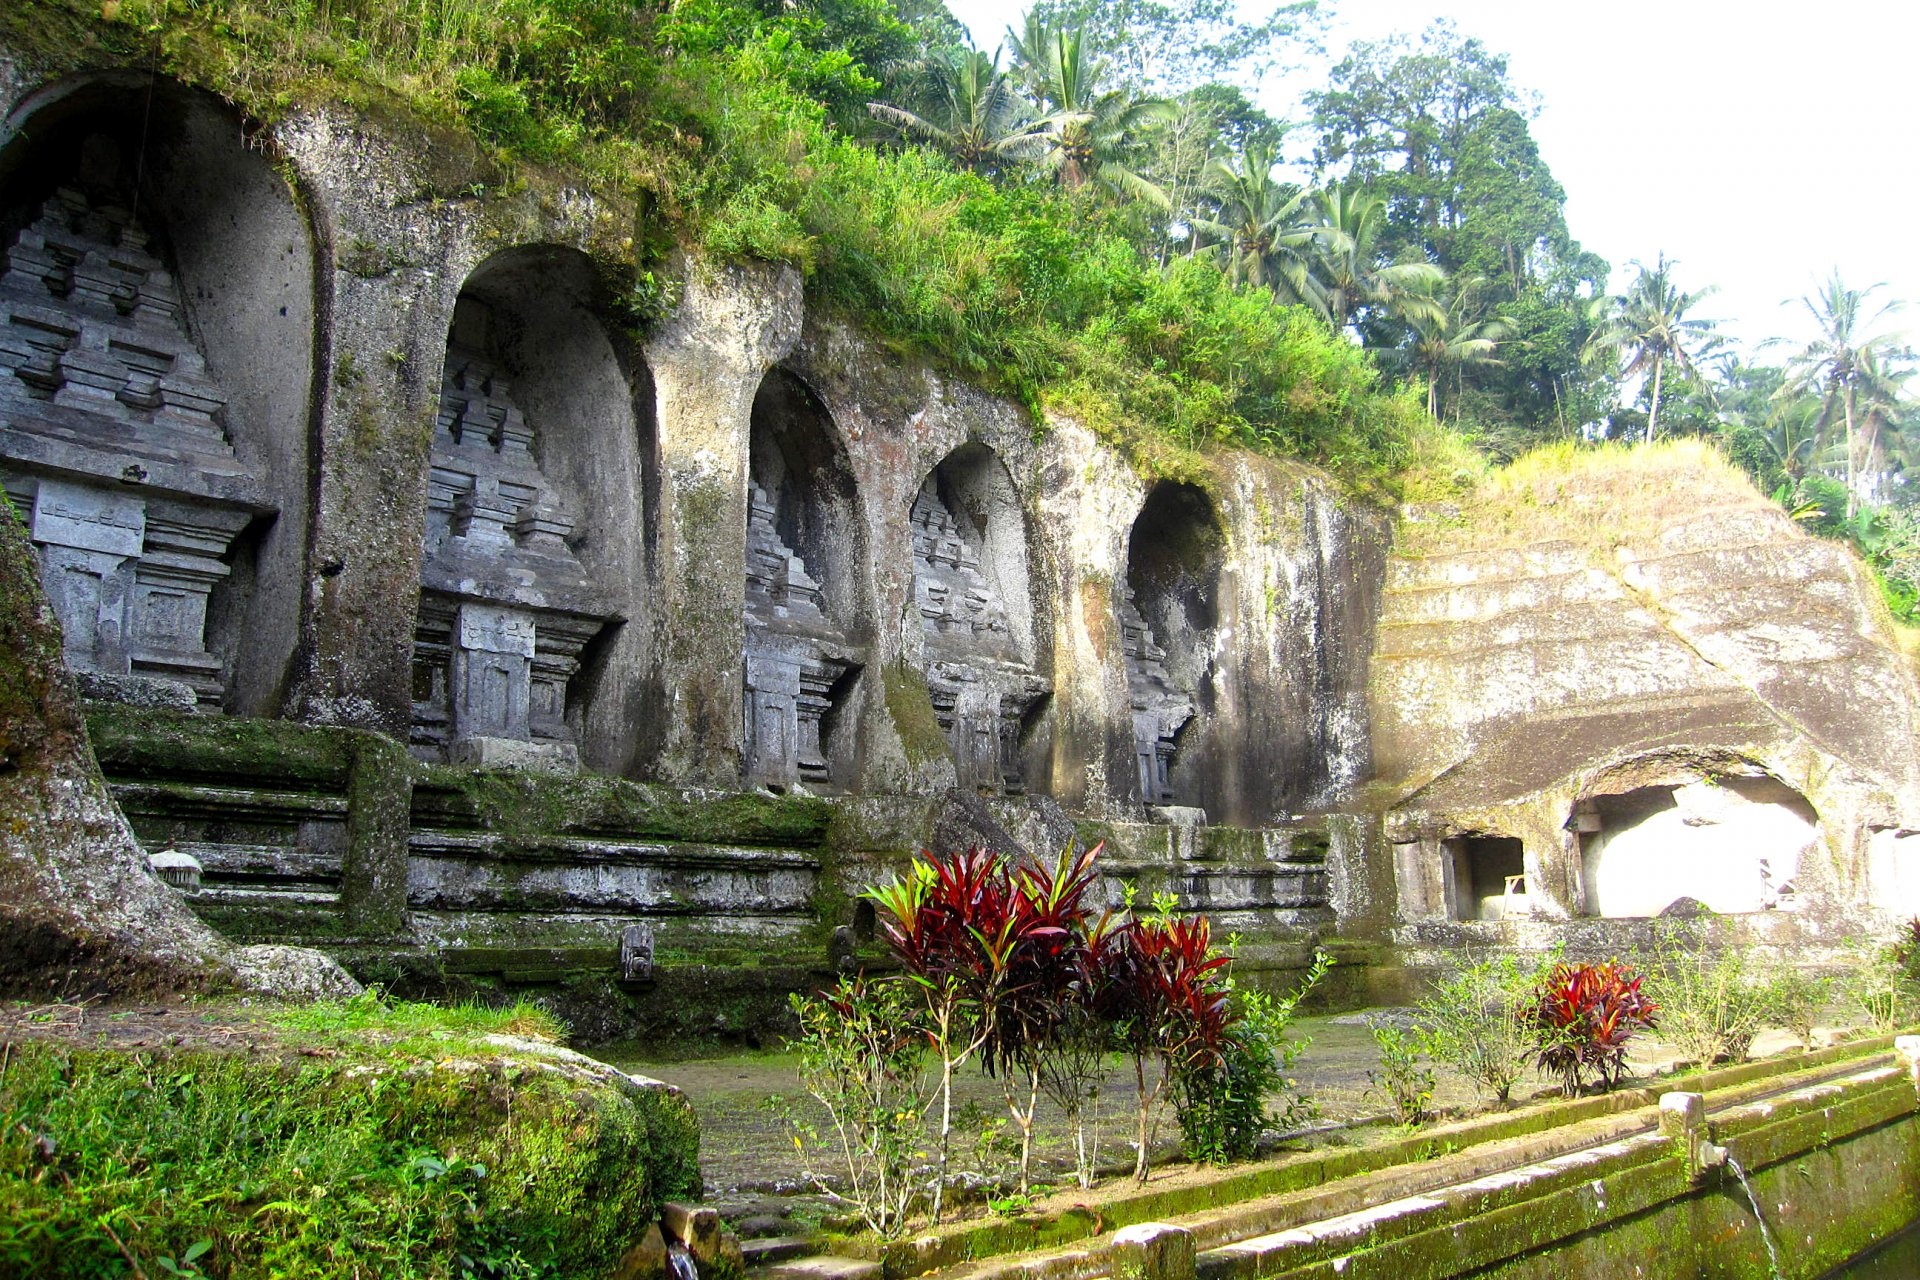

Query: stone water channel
617,1034,1920,1280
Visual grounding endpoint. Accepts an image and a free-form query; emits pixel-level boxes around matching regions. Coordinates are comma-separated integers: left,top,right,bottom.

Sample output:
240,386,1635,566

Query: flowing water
668,1244,700,1280
1725,1156,1787,1280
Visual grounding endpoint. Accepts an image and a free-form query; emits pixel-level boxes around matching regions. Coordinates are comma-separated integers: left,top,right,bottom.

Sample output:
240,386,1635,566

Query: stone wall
0,67,1384,836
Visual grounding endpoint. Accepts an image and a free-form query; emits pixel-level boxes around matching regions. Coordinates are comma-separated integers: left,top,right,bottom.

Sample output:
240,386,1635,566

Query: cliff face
1372,443,1920,926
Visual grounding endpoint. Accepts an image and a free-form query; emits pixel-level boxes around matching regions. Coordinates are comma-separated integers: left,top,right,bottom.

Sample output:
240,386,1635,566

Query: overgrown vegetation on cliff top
6,0,1433,493
0,996,698,1279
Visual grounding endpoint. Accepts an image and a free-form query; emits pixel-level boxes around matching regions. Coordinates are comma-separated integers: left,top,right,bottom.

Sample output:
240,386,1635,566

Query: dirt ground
594,1013,1815,1216
0,999,285,1054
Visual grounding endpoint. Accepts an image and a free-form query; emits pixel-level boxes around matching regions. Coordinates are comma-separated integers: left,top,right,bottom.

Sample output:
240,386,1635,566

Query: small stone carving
742,482,857,789
1120,586,1196,805
910,484,1048,793
410,313,619,769
619,922,654,983
0,170,274,706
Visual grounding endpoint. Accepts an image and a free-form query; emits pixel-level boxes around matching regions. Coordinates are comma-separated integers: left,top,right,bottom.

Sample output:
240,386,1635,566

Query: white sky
938,0,1920,357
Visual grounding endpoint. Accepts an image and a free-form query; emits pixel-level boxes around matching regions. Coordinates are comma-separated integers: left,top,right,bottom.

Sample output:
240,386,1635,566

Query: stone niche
1578,775,1818,917
1122,482,1222,809
411,275,627,771
0,95,311,709
743,369,866,791
911,444,1048,794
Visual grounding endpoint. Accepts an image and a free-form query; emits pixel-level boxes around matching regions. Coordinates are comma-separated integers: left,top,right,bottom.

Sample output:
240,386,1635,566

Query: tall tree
1777,273,1904,516
868,44,1041,174
1192,142,1328,316
1007,18,1175,203
1025,0,1322,93
1314,184,1445,333
1403,278,1513,419
1597,254,1718,445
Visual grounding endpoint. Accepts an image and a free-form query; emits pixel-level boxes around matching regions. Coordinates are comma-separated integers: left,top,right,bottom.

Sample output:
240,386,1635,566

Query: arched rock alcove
1576,772,1817,917
910,443,1048,794
1123,481,1223,809
410,246,647,772
742,367,866,791
0,74,316,714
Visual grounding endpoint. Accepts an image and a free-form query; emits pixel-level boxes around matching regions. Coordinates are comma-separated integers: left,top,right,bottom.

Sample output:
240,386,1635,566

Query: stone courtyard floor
595,1013,1817,1226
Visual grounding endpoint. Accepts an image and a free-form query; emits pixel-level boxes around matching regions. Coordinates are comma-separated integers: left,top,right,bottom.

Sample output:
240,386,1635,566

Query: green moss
84,705,357,789
882,665,948,768
413,766,833,849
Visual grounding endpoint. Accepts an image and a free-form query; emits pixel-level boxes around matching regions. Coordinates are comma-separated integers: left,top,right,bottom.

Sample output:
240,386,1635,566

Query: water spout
667,1243,700,1280
1725,1155,1786,1280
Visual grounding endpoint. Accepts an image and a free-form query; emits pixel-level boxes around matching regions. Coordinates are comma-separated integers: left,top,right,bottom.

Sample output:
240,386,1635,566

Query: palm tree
867,46,1040,175
1778,273,1903,516
1006,19,1175,205
1403,278,1513,419
1313,184,1445,333
1191,143,1329,317
1598,254,1718,445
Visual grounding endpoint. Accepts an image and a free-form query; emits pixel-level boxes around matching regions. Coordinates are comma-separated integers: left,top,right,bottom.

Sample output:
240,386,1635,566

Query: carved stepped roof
420,346,617,622
910,486,1016,658
745,481,846,645
0,187,268,510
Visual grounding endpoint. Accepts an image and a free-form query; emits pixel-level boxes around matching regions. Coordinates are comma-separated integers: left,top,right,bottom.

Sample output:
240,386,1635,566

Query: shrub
1415,954,1542,1107
865,848,1021,1223
1173,949,1331,1165
1366,1019,1435,1127
1530,960,1657,1096
1644,928,1777,1068
779,975,930,1238
1848,921,1920,1032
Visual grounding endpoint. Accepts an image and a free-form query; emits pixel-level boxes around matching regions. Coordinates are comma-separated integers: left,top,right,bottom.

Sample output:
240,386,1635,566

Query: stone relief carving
910,485,1048,793
742,481,858,789
410,327,617,769
1120,586,1196,805
0,176,273,706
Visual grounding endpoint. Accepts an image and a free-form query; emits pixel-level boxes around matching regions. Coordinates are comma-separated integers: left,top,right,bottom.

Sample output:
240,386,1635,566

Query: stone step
742,1237,818,1267
752,1255,882,1280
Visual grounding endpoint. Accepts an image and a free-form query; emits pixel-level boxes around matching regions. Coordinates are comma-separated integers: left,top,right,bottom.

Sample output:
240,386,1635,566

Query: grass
1398,438,1777,555
267,988,563,1053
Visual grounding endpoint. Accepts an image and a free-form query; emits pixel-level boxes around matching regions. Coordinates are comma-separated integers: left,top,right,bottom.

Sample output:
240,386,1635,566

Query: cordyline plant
1531,960,1658,1096
983,842,1105,1193
1102,902,1236,1182
865,847,1026,1224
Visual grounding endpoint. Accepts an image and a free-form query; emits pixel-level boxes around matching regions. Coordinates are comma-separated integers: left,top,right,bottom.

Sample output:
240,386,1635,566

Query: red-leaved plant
1102,910,1237,1181
1531,960,1658,1096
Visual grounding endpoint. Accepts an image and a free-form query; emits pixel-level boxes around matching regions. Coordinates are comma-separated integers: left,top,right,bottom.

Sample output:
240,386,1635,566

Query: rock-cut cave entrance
410,245,648,773
1577,774,1816,917
1123,481,1223,810
0,74,318,717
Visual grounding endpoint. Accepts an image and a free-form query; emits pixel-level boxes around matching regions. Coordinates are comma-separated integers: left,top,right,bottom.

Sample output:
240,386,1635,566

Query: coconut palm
1191,143,1329,317
1777,273,1904,515
1006,19,1175,205
1313,184,1446,333
1403,278,1513,419
867,45,1041,175
1599,254,1718,445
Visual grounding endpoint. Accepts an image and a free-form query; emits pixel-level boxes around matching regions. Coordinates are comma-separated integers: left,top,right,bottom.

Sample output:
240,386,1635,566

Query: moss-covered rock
0,1031,700,1278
